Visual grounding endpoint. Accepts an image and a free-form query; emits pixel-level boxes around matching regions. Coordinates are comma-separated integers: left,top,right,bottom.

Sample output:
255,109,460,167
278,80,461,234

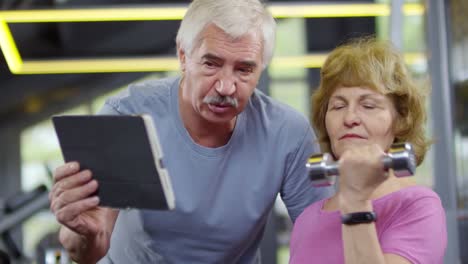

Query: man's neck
184,114,236,148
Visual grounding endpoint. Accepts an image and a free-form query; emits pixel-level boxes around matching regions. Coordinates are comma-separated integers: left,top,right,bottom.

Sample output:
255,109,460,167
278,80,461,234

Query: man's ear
177,44,186,72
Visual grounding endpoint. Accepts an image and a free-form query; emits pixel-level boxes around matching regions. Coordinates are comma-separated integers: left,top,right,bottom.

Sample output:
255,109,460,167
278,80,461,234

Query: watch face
341,211,377,225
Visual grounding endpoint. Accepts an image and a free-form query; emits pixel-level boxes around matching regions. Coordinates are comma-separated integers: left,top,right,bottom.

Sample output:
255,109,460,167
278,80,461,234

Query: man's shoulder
128,75,179,90
112,75,179,102
250,89,310,129
105,76,179,114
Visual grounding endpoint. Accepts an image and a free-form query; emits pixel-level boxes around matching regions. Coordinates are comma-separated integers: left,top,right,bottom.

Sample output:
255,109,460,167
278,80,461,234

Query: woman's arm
340,199,410,264
337,145,412,264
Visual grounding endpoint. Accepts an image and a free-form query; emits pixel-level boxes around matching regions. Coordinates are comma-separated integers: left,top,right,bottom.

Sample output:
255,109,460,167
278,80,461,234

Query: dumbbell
306,142,416,187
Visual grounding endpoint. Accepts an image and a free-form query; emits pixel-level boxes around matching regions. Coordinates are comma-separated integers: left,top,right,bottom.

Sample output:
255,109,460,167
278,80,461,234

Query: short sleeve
380,195,447,264
97,102,122,115
280,125,334,222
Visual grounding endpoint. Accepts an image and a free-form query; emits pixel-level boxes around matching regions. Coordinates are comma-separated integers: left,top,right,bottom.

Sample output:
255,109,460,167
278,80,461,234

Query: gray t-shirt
97,76,332,263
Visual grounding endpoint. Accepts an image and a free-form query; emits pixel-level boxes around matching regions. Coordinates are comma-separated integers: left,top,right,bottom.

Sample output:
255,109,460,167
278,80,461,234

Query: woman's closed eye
360,98,381,109
329,103,346,110
362,104,376,109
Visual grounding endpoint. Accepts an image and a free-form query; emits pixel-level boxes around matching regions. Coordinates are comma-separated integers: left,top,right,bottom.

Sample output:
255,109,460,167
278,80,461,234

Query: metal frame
0,127,22,258
389,0,404,49
426,0,461,262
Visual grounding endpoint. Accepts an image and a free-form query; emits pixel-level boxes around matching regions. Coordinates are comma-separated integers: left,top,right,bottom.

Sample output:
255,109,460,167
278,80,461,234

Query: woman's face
325,86,397,158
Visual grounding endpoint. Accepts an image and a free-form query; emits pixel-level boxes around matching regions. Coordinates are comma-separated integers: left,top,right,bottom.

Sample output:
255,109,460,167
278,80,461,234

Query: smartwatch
341,211,377,225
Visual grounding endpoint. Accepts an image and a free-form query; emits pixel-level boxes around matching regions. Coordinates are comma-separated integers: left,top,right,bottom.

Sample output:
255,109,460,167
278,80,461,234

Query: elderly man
49,0,332,263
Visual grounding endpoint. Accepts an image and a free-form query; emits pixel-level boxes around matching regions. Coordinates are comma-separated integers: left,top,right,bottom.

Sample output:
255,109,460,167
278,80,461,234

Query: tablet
52,114,175,210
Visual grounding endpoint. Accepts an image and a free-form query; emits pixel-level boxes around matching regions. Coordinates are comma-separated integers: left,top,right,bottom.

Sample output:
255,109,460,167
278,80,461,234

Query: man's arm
59,208,118,264
281,125,334,222
53,100,126,263
50,161,120,264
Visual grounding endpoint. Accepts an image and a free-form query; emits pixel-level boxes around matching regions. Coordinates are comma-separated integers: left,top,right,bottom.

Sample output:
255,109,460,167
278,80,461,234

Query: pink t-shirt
289,186,447,264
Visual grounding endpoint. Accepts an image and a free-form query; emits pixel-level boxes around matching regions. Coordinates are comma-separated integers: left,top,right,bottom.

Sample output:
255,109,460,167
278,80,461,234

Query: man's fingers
55,196,100,223
53,162,80,183
55,196,100,235
51,180,99,213
51,170,93,200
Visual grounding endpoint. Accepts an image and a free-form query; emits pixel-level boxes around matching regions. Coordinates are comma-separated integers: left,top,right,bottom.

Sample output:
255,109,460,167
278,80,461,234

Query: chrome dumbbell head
384,142,416,177
306,142,416,187
306,153,338,187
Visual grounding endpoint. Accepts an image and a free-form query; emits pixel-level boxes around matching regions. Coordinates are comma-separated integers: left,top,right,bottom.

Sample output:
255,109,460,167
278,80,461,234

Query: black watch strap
341,211,377,225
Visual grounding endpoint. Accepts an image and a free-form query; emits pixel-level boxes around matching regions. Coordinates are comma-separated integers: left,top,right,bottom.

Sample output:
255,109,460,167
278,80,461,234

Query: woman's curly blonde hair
311,37,430,165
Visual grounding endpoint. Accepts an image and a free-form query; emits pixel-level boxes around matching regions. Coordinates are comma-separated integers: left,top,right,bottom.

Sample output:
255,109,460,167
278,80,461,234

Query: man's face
179,24,264,124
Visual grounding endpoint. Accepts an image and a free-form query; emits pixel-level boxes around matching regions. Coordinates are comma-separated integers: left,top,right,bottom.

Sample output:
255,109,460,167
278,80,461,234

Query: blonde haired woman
289,38,447,264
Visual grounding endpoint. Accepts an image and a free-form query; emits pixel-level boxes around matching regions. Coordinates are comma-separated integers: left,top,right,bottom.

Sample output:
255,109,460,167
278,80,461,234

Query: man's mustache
203,95,239,108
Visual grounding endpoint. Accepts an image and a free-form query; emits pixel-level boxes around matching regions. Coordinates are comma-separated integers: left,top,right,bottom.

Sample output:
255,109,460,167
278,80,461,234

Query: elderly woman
289,38,447,264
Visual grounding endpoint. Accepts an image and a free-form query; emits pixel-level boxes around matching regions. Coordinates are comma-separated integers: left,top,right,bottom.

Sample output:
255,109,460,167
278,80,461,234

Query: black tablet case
52,115,175,210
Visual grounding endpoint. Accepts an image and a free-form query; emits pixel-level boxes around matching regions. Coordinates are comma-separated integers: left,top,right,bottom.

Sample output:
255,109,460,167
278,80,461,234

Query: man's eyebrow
239,60,258,68
201,53,223,62
202,53,258,68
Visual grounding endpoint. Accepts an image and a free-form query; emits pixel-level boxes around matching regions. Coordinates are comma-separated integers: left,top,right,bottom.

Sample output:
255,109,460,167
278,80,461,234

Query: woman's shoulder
387,185,440,203
377,184,440,203
375,185,443,218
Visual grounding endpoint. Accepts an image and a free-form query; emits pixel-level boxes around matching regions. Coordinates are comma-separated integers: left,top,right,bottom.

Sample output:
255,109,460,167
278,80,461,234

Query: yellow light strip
271,54,328,69
0,3,424,23
11,52,425,74
270,52,426,70
0,3,425,74
0,7,187,23
0,18,22,73
20,57,181,74
270,3,424,18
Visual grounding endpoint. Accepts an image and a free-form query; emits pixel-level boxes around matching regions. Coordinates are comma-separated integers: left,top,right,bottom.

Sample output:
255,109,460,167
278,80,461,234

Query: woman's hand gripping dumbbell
306,142,416,187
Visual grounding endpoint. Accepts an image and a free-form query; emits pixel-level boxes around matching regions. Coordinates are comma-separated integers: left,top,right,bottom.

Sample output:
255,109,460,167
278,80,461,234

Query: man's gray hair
176,0,276,69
